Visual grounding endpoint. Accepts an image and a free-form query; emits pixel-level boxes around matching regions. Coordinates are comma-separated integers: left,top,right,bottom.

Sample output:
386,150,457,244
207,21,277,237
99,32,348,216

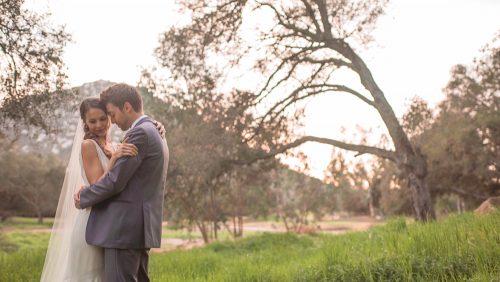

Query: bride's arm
81,140,105,185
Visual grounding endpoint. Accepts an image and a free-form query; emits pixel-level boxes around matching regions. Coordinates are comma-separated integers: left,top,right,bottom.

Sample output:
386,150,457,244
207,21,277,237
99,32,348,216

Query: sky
26,0,500,178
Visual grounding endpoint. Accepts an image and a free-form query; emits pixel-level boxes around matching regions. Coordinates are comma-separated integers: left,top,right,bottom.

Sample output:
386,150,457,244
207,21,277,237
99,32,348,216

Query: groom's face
106,102,129,130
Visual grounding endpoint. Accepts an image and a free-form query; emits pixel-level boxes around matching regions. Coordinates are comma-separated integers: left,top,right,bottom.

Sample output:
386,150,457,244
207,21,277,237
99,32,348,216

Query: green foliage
269,164,329,231
324,151,372,215
149,0,445,221
0,232,49,281
2,232,50,251
0,148,64,220
207,232,314,254
1,213,499,281
0,234,18,253
155,212,500,281
0,0,71,130
141,88,321,241
418,38,499,208
378,161,414,217
390,35,500,214
145,88,258,241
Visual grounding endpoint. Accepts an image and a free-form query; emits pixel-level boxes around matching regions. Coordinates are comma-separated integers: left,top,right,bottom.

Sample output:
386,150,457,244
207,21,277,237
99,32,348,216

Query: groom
74,83,169,281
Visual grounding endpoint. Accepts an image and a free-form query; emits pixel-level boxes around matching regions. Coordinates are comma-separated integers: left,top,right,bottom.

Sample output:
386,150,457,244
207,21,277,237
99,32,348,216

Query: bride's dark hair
79,98,111,158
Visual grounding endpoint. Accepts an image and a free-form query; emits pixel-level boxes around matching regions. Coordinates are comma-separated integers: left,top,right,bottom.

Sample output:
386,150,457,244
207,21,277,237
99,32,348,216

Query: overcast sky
27,0,500,178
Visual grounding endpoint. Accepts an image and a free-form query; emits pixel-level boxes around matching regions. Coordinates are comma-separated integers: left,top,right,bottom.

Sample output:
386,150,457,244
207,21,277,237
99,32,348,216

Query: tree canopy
0,0,70,131
146,0,438,220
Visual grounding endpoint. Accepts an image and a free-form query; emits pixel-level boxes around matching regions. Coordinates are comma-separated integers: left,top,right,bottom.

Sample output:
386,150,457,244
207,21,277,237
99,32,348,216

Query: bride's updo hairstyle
79,98,111,158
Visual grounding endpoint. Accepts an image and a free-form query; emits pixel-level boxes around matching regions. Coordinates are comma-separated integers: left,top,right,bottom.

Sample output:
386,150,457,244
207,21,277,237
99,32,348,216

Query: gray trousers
104,248,150,282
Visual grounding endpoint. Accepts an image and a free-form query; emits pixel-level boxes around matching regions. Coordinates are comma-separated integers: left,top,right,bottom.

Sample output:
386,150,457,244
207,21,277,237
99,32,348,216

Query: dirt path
2,216,384,254
151,217,383,253
1,227,52,234
242,216,382,234
151,238,205,253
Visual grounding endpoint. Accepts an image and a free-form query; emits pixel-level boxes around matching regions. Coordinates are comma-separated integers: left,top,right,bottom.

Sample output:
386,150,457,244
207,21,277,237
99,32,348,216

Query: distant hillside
8,80,123,162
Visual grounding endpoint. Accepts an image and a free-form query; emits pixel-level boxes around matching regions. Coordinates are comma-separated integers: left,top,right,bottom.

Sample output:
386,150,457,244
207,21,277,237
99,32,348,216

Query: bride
40,97,160,281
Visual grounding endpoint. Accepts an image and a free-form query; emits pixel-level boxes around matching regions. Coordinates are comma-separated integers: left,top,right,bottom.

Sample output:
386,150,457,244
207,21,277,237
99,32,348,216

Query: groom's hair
100,83,143,112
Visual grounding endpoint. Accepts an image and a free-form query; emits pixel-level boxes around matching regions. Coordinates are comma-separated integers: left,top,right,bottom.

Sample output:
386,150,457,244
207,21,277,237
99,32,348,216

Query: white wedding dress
41,121,109,282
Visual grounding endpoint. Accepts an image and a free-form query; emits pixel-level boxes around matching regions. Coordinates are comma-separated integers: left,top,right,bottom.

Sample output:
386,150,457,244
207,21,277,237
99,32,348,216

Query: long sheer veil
40,119,85,282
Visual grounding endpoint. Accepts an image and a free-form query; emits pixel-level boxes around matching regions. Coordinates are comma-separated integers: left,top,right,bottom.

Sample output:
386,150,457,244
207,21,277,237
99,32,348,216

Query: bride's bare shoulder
81,139,98,157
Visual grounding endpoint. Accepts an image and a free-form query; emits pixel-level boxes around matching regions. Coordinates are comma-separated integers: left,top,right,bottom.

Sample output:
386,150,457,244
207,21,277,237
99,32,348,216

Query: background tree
140,87,284,242
269,155,328,232
217,161,278,238
0,148,64,223
380,33,500,216
408,36,500,210
0,81,113,222
0,140,19,221
0,0,70,131
378,160,413,216
152,0,436,221
324,150,370,216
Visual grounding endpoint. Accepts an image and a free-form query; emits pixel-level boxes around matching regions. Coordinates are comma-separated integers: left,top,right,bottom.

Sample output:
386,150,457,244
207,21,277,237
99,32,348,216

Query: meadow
1,212,499,281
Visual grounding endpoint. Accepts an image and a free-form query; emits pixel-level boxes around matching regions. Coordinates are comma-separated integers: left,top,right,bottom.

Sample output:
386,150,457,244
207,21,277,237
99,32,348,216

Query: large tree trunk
196,221,210,244
348,48,437,221
237,215,243,237
368,178,381,218
456,196,465,213
231,214,244,238
213,220,218,240
407,171,435,221
282,216,291,232
209,185,218,240
37,211,44,224
232,215,237,237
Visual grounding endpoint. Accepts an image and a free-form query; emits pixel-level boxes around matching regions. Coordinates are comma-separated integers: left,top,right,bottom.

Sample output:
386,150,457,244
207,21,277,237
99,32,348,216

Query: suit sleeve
79,127,148,209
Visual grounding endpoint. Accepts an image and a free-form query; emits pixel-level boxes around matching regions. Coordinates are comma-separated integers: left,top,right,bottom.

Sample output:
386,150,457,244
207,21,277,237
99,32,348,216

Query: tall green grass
0,232,49,281
1,212,499,281
147,212,499,281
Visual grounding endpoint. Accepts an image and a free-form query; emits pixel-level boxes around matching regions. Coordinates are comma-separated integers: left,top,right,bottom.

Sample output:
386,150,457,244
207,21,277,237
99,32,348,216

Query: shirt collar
130,115,148,129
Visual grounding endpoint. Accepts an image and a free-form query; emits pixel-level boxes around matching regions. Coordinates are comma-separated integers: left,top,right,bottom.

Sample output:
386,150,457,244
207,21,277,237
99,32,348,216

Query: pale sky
26,0,500,178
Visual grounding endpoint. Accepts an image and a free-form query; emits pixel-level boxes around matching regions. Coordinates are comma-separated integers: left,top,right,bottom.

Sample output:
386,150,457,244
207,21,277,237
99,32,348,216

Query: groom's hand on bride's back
74,185,85,209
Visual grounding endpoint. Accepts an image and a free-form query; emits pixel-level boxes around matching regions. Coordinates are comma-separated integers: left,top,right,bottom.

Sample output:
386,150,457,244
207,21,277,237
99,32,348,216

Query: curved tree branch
246,83,376,143
313,0,333,41
235,135,396,165
257,1,320,41
300,0,322,34
257,44,324,100
266,83,375,123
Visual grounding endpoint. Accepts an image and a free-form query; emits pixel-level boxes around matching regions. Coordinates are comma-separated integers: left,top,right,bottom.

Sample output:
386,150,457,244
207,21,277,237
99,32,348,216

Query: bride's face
85,108,110,137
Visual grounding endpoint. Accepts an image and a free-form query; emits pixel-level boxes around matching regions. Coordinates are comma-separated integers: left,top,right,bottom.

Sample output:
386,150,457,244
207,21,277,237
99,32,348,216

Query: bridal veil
40,120,86,281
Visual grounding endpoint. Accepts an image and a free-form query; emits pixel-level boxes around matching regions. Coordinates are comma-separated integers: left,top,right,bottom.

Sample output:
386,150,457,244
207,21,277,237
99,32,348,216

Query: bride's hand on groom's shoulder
152,120,166,139
112,138,138,159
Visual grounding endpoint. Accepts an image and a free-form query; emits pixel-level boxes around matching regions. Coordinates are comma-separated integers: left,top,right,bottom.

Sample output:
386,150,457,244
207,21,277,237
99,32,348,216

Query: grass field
1,212,499,281
0,217,54,230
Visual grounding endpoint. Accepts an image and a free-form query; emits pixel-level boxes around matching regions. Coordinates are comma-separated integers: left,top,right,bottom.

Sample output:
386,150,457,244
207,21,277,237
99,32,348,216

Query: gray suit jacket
79,117,169,249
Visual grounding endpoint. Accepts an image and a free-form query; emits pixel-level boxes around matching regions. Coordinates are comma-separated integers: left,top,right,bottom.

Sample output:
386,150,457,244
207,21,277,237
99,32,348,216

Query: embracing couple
40,83,169,282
